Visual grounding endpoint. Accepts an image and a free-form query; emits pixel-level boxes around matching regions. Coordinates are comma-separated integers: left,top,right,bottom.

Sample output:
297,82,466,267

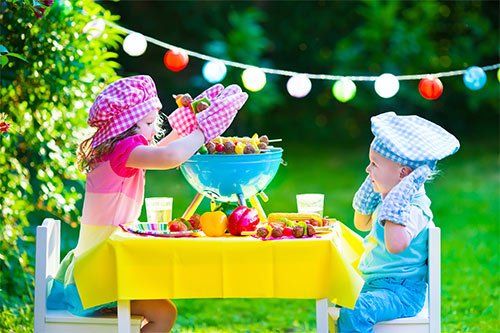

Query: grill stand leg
182,193,204,219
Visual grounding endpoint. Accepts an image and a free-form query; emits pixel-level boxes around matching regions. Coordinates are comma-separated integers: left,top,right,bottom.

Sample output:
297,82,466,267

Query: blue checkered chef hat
370,112,460,169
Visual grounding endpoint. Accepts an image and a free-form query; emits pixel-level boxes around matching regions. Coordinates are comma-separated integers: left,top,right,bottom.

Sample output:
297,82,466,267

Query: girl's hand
378,165,432,227
195,85,248,142
168,84,246,136
167,84,225,136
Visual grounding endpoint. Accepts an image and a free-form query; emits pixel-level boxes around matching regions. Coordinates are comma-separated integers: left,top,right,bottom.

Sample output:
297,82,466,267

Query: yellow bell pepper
200,211,228,237
235,142,245,155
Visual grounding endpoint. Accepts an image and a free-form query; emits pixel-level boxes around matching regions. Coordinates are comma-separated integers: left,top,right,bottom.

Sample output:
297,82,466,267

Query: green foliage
205,9,284,120
0,304,33,333
0,44,28,69
105,1,498,142
0,0,122,310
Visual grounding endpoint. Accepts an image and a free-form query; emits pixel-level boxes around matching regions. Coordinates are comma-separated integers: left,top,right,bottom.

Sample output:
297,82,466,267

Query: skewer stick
267,139,282,143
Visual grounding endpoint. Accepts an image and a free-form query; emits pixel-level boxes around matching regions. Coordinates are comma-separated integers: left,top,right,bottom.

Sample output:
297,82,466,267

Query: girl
338,112,459,332
47,75,248,332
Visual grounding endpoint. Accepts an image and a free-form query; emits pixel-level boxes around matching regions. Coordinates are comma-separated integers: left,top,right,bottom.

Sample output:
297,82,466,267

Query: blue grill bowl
180,148,283,202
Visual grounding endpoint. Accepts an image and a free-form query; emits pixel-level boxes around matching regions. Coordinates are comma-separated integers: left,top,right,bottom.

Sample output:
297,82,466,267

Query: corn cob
267,213,323,226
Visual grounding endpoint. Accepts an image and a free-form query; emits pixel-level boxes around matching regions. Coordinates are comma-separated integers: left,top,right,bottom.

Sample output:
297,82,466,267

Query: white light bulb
286,74,312,98
83,18,105,40
123,33,147,57
374,73,399,98
202,60,227,83
241,67,266,92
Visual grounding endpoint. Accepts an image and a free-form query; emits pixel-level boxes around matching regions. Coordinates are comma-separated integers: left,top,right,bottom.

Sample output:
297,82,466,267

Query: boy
338,112,459,332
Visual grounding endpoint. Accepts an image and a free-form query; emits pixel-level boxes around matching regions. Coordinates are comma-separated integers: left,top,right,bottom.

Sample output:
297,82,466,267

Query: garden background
0,1,498,332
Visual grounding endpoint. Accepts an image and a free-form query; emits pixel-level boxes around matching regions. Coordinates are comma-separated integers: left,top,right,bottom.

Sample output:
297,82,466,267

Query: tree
0,0,122,316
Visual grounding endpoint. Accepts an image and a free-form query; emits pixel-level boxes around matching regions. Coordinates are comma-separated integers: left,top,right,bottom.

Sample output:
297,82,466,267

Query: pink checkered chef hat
88,75,162,148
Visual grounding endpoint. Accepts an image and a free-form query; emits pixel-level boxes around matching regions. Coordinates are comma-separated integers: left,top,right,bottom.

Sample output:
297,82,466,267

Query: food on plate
306,224,316,237
200,211,228,237
267,212,324,226
168,218,190,232
271,226,284,238
256,226,270,238
253,214,335,239
292,225,305,238
227,206,260,236
188,214,201,230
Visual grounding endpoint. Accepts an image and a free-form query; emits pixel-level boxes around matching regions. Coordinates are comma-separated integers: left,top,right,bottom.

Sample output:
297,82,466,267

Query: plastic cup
296,193,324,217
145,197,173,223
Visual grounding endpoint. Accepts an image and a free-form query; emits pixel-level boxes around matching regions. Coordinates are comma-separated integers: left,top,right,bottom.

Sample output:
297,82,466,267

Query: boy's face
137,109,159,143
366,149,408,196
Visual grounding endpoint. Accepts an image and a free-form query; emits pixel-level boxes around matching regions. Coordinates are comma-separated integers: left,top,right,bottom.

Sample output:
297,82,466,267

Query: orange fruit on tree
200,211,228,237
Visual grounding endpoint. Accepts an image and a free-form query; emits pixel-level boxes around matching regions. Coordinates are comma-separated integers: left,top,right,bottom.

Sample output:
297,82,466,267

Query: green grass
3,141,497,332
138,141,499,333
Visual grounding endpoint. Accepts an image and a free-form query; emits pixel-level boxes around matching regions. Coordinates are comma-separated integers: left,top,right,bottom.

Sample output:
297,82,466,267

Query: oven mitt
352,175,382,215
196,85,248,142
378,165,432,226
168,84,247,139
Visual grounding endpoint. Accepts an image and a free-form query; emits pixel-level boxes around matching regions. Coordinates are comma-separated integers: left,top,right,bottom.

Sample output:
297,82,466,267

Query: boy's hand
167,84,225,136
352,175,382,215
378,165,432,226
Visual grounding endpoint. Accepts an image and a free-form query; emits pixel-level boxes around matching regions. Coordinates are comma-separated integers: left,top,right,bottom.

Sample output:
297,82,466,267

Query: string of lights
80,19,500,101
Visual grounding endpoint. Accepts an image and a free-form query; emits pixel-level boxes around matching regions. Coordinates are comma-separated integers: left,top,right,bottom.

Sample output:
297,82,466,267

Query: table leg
316,298,328,333
117,300,131,333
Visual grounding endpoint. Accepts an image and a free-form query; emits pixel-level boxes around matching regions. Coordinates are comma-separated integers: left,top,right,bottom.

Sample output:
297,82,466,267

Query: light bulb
202,60,227,83
242,67,266,92
332,78,356,102
463,66,487,90
123,33,147,57
286,74,312,98
374,73,399,98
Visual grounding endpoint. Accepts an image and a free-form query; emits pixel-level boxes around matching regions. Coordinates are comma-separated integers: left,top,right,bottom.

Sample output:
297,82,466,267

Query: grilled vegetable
267,213,323,226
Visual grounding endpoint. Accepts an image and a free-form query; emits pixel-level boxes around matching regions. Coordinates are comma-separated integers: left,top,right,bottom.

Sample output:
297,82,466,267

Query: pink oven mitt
168,84,248,142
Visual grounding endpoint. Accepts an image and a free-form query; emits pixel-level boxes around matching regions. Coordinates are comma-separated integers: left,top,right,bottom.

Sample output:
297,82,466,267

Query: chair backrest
428,223,441,332
34,218,61,332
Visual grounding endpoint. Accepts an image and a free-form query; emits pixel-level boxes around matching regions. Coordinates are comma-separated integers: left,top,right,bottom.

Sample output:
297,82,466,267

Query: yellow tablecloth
74,222,365,310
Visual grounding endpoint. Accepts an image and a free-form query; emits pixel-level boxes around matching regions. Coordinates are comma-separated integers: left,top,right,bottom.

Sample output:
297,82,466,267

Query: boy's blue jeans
338,277,427,333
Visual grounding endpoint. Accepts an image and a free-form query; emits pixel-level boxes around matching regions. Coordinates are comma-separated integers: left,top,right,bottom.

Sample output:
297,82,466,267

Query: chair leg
118,300,131,333
316,298,328,333
328,307,340,333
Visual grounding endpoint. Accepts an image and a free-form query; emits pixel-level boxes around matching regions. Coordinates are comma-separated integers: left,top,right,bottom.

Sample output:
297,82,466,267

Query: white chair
34,218,143,333
323,224,441,333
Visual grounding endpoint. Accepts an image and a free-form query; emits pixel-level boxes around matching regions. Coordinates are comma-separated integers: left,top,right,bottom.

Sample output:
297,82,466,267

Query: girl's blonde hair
77,113,166,173
77,125,139,173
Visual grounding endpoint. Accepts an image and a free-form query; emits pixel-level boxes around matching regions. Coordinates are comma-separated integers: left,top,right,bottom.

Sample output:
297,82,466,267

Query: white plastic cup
296,193,324,217
145,197,173,223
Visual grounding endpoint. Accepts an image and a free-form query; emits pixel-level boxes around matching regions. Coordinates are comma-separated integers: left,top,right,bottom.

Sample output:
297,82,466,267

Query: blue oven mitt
352,175,382,215
378,165,432,226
